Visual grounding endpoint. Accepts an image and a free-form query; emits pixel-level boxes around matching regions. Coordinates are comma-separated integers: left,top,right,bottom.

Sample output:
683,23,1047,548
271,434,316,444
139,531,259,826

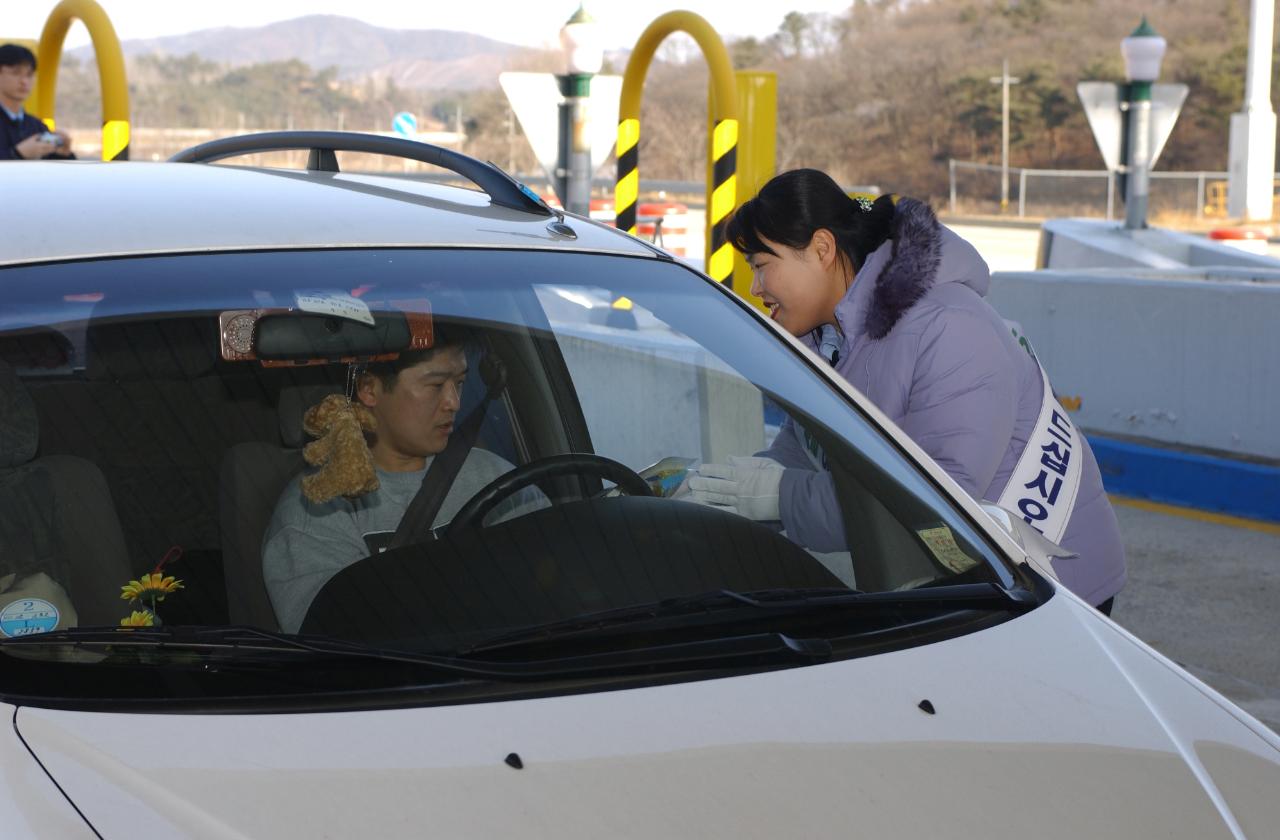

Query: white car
0,132,1276,838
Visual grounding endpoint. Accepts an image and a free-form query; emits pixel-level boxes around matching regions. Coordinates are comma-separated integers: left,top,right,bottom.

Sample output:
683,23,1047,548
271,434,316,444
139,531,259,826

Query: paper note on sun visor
295,291,376,326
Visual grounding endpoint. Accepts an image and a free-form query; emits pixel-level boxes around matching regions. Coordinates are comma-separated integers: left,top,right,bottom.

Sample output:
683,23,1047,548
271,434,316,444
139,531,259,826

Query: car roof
0,160,658,267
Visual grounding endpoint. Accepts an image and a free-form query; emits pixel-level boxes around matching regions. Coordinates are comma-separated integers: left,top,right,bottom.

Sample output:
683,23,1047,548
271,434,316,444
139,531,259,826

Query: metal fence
947,160,1261,223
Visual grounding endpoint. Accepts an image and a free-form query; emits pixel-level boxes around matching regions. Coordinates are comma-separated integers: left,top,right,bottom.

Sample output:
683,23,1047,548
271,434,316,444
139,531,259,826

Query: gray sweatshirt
263,449,544,633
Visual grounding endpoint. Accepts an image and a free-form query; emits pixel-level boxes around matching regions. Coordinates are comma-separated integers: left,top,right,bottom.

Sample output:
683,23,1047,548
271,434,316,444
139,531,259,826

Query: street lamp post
558,5,601,216
1120,17,1167,230
989,59,1020,214
1227,0,1276,220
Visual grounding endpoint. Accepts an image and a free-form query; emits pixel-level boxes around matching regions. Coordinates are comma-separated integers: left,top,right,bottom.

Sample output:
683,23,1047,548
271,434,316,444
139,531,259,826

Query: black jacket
0,109,73,160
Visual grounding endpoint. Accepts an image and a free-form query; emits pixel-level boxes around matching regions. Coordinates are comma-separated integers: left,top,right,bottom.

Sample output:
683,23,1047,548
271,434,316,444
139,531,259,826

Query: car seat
0,360,132,627
219,383,339,630
28,313,276,626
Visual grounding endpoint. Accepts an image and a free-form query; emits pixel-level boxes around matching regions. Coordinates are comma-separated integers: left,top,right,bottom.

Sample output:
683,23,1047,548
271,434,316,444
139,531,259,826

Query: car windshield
0,247,1027,705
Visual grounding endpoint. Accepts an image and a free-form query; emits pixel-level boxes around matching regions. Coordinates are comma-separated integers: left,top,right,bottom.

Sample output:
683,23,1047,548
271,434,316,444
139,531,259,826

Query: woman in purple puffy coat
688,169,1125,612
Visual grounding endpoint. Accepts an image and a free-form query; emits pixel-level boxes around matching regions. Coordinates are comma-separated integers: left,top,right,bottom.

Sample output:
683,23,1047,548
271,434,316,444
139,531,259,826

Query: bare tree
779,12,810,58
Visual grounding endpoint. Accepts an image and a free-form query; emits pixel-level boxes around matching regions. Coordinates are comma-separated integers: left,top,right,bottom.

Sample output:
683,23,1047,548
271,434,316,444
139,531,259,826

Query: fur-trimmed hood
865,198,943,339
826,198,993,343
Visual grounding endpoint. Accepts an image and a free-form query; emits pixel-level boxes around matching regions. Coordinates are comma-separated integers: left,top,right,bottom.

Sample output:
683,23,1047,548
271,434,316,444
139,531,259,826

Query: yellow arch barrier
615,11,737,284
34,0,130,160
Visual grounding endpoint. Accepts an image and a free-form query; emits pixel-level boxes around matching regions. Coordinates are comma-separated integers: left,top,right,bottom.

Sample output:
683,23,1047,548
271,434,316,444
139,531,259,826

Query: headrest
85,317,220,381
278,384,344,449
0,362,38,468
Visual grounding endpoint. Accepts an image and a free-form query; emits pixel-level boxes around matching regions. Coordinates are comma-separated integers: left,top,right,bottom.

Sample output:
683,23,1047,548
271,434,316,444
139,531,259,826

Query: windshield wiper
0,624,829,680
463,582,1037,655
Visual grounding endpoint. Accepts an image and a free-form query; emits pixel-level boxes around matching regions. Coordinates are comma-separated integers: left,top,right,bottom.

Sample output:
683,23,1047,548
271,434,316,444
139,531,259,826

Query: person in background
689,168,1126,614
0,44,74,161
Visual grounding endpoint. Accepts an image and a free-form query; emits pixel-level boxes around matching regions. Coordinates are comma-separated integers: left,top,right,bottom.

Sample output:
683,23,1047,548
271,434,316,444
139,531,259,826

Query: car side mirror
980,503,1078,583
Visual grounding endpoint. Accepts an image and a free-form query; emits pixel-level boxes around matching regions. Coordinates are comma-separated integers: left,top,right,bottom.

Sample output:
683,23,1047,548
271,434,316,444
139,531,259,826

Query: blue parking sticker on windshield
0,599,60,637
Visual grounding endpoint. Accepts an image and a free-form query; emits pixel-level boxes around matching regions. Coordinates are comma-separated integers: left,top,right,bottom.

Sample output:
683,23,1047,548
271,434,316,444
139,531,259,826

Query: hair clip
855,196,874,212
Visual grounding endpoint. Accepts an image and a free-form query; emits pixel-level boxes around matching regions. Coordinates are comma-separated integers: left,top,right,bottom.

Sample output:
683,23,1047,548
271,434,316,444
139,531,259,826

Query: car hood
12,593,1280,839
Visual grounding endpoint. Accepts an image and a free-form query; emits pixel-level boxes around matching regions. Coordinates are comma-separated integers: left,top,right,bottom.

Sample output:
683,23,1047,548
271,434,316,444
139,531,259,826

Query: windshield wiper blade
0,625,375,656
460,587,854,654
0,625,829,680
463,583,1036,655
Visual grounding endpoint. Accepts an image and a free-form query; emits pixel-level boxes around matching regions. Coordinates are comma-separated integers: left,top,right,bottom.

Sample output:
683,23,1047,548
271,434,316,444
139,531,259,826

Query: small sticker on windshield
0,598,60,637
916,526,980,574
295,291,375,326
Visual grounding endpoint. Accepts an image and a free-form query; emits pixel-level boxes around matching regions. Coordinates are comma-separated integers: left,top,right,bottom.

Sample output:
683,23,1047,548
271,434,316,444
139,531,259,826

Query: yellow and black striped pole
36,0,130,160
615,117,640,235
725,71,777,312
707,117,738,284
616,12,737,284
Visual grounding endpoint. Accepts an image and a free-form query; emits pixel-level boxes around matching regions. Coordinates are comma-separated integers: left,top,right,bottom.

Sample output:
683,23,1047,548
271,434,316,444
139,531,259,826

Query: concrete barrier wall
1041,219,1280,271
988,269,1280,461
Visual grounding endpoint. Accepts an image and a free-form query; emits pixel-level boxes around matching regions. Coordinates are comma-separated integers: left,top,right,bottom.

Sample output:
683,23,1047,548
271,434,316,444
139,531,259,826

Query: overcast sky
6,1,853,51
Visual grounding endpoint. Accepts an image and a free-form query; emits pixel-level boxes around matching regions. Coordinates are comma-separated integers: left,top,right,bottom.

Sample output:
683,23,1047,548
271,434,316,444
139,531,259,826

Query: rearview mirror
255,311,411,361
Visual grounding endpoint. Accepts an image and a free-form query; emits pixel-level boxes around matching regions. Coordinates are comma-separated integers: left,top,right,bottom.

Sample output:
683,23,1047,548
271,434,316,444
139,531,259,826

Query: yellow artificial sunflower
120,610,155,627
120,572,184,603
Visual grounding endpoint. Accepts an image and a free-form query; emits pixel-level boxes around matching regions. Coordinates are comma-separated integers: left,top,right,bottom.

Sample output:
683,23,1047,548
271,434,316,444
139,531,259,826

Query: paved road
1109,502,1280,732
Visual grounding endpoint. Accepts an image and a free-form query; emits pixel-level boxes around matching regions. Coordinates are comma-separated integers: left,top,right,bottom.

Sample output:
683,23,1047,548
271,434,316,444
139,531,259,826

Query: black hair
363,321,470,391
726,168,896,274
0,44,36,71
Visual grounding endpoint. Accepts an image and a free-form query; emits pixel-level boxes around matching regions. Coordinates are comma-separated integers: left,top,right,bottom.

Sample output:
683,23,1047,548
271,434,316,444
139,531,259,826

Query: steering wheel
446,453,652,534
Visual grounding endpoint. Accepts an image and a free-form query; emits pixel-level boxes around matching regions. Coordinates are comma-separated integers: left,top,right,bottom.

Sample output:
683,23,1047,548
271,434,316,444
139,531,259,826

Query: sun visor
0,328,73,373
86,317,221,381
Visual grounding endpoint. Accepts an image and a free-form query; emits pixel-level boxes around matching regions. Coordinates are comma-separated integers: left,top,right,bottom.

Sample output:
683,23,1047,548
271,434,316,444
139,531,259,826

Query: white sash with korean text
996,361,1083,545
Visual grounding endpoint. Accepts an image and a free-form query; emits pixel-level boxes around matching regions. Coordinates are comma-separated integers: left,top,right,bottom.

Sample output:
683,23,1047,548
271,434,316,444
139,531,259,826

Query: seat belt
386,351,507,549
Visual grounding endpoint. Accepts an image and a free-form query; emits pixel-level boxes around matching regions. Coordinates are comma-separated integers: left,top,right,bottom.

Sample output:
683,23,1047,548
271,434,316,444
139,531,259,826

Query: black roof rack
169,130,552,216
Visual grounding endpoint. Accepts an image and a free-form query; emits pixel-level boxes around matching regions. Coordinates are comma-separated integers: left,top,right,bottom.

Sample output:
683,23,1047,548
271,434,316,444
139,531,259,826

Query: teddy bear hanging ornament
300,363,380,504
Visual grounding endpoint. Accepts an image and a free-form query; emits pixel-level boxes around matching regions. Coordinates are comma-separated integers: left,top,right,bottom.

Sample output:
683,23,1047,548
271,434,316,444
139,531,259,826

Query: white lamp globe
1121,17,1167,83
561,5,603,76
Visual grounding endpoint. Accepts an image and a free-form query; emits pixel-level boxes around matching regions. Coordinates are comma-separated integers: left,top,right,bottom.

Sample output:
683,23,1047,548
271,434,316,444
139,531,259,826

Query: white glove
687,456,784,520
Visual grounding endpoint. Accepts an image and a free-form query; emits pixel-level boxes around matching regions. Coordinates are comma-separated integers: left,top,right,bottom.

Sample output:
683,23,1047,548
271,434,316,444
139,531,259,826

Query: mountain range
70,15,541,89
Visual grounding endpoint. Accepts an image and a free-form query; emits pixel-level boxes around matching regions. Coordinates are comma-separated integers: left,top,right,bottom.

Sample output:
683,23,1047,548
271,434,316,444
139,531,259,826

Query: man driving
263,324,543,633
